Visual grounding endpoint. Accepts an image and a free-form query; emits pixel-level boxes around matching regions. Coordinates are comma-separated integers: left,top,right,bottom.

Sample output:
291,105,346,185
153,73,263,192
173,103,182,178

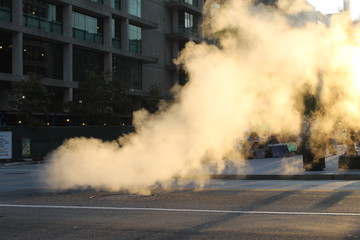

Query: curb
210,174,360,181
0,161,40,167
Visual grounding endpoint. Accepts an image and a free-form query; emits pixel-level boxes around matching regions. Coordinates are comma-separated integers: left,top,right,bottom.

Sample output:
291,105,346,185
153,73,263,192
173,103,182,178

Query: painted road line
1,204,360,217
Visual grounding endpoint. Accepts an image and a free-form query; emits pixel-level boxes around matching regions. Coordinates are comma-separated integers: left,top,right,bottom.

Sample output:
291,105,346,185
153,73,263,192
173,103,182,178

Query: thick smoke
43,0,360,194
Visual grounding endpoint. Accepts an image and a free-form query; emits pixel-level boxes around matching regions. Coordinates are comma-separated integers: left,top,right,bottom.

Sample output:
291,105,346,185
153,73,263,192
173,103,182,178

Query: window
185,12,193,29
184,0,198,7
23,37,63,79
112,18,121,49
89,0,103,3
0,0,11,22
129,24,141,53
23,0,62,34
179,11,197,36
0,34,12,73
73,48,103,82
113,55,142,90
129,0,141,17
73,12,103,44
112,0,121,10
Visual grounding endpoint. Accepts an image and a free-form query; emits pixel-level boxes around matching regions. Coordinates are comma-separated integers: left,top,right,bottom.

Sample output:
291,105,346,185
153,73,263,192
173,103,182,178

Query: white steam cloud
43,0,360,194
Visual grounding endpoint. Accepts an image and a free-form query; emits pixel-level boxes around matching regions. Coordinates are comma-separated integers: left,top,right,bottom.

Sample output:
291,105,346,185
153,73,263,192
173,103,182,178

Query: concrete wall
0,126,135,161
142,0,168,94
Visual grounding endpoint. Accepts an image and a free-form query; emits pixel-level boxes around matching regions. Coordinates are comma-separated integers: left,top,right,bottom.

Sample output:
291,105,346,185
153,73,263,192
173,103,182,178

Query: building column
104,52,112,74
123,0,129,13
196,14,203,39
198,0,204,10
63,4,73,103
63,44,73,102
12,0,22,26
103,16,112,48
104,0,112,8
121,18,129,51
172,41,179,60
12,32,23,76
344,0,350,11
63,4,72,38
64,88,73,103
172,9,179,33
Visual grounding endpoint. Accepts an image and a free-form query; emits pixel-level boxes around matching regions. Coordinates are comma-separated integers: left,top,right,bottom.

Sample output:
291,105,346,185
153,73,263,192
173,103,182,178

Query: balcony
112,37,121,49
165,0,201,15
166,26,201,42
73,28,103,44
129,40,141,54
86,0,104,4
24,14,62,34
167,0,198,8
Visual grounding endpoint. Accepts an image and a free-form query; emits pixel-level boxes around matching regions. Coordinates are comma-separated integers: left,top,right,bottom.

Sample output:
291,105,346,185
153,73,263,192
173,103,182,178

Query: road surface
2,164,360,239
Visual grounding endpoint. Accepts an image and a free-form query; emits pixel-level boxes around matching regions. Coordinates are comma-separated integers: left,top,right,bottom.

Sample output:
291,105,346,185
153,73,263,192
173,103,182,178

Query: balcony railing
23,14,62,34
129,40,141,53
179,26,198,38
73,28,103,44
112,38,121,49
167,0,198,7
88,0,104,4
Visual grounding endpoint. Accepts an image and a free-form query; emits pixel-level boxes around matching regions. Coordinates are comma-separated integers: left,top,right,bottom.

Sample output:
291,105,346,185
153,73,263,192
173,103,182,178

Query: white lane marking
1,204,360,217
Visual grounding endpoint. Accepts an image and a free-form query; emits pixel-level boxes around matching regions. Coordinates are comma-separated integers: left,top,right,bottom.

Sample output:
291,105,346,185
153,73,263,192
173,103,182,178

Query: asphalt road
2,164,360,239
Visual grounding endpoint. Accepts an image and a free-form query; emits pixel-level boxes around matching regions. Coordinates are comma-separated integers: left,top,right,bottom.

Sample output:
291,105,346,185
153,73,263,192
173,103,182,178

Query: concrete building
0,0,205,125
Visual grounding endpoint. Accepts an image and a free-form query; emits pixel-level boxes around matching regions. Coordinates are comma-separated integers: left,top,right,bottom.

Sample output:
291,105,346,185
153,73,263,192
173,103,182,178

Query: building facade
0,0,205,125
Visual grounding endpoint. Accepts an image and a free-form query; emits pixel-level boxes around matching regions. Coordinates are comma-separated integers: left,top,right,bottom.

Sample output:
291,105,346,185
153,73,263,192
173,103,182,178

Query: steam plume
43,0,360,194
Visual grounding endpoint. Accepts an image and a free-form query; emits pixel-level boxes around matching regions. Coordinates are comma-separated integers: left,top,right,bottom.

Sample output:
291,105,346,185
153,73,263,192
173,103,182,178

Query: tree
301,84,322,118
66,71,112,124
10,73,52,126
110,75,133,116
66,71,133,125
303,91,319,117
143,83,162,113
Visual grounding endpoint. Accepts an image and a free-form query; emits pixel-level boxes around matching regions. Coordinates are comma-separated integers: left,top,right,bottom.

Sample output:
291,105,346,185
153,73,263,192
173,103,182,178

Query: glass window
73,12,98,33
73,47,104,82
112,0,121,10
129,0,141,17
0,34,12,73
112,18,121,49
179,11,197,36
185,12,193,28
0,0,11,22
113,55,142,90
23,37,63,79
129,24,141,53
89,0,103,3
23,0,62,34
72,12,103,44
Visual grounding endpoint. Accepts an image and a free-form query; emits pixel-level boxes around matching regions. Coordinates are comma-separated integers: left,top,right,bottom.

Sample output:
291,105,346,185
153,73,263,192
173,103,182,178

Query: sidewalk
2,148,360,181
213,153,360,180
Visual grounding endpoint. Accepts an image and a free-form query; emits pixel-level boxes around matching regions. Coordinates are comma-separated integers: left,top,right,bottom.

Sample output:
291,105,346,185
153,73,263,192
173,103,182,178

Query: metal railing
23,14,62,34
112,38,121,49
73,28,103,44
167,0,198,7
178,26,198,38
129,40,141,53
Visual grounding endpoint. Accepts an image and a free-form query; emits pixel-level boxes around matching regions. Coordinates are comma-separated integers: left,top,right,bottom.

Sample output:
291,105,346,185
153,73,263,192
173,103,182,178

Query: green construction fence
0,126,135,161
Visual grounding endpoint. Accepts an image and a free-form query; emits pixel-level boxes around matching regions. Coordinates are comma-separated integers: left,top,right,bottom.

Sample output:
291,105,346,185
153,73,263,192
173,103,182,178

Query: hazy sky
307,0,360,19
307,0,344,14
